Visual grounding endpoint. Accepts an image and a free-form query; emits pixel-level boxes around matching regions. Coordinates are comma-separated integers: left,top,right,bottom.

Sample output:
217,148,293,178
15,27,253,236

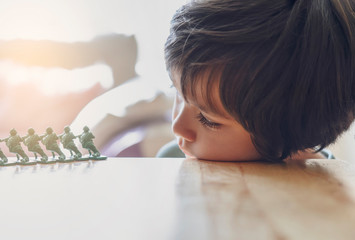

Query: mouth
180,147,194,157
177,138,195,157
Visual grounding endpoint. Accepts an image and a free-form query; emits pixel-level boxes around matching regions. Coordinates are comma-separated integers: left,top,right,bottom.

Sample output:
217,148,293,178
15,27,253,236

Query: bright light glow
0,0,187,89
0,0,187,155
36,64,114,95
0,1,95,41
0,0,143,42
0,61,113,94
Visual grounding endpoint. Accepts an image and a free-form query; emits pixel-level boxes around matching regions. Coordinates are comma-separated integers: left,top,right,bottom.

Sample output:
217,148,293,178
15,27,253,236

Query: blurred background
0,0,185,157
0,0,353,160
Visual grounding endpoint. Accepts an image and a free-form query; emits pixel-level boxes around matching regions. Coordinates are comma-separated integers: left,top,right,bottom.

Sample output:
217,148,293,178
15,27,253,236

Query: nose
172,116,196,142
172,97,196,142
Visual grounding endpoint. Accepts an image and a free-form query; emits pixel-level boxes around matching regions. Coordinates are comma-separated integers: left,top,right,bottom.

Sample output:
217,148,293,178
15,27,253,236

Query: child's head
165,0,355,161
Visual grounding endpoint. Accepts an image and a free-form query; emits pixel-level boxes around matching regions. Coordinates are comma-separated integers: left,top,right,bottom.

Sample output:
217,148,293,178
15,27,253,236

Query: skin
170,71,325,162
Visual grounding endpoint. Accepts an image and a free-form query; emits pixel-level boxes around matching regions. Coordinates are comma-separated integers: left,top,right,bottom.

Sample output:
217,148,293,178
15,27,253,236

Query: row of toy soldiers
0,126,100,163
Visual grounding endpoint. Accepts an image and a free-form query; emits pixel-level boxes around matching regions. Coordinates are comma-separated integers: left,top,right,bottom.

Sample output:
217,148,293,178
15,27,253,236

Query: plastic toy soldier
41,127,66,161
59,126,82,159
23,128,48,162
0,148,8,164
78,126,101,157
1,129,29,162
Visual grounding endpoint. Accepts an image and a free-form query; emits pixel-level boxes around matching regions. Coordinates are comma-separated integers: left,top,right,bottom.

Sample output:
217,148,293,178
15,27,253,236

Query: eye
196,112,221,130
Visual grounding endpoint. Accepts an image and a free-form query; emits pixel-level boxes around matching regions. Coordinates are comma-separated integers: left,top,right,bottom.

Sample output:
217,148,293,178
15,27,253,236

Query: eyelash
196,112,221,130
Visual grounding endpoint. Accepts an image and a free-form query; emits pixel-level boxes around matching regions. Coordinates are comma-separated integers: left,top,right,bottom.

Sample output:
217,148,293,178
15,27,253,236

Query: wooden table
0,157,354,240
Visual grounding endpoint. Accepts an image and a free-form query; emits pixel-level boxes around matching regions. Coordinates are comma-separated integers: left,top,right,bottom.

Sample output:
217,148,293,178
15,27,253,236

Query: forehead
171,68,232,119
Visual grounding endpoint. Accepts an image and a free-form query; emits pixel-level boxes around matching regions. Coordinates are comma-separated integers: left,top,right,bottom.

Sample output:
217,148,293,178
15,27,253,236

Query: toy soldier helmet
83,126,89,132
46,127,53,134
28,128,35,135
64,126,70,133
10,128,17,136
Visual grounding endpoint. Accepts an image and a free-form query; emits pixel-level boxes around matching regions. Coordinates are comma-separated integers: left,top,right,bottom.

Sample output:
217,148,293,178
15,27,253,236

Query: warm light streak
0,61,113,94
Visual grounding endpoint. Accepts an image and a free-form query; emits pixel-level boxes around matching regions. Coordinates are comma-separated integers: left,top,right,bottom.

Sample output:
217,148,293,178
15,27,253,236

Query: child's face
171,71,261,161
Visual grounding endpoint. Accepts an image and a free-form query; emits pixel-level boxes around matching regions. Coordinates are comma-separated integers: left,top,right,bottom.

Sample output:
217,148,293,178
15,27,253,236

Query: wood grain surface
0,157,353,240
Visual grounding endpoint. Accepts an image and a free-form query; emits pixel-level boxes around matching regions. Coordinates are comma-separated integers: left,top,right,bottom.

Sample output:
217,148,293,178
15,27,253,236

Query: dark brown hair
165,0,355,161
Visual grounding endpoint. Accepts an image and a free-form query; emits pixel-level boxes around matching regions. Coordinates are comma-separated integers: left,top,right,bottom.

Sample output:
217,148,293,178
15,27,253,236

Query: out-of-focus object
0,34,138,157
70,76,175,157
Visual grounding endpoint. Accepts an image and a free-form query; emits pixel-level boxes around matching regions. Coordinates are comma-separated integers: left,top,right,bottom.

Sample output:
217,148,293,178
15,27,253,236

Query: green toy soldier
0,148,8,164
23,128,48,162
77,126,101,158
59,126,82,159
2,129,29,162
41,127,65,161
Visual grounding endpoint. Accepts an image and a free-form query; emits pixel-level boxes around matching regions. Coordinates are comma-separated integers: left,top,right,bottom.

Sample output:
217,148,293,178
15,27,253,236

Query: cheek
192,130,260,161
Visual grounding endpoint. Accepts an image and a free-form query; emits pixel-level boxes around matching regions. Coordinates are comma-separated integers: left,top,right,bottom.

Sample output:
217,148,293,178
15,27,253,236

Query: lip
180,147,194,157
177,138,194,157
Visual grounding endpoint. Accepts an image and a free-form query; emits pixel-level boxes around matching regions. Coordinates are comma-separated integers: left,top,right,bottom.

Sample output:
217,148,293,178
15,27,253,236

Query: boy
158,0,355,161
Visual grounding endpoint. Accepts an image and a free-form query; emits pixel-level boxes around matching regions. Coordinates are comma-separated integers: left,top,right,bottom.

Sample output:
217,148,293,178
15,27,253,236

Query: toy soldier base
90,155,107,161
78,154,107,161
18,159,38,166
75,155,91,161
37,158,57,164
0,159,17,166
56,157,75,163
